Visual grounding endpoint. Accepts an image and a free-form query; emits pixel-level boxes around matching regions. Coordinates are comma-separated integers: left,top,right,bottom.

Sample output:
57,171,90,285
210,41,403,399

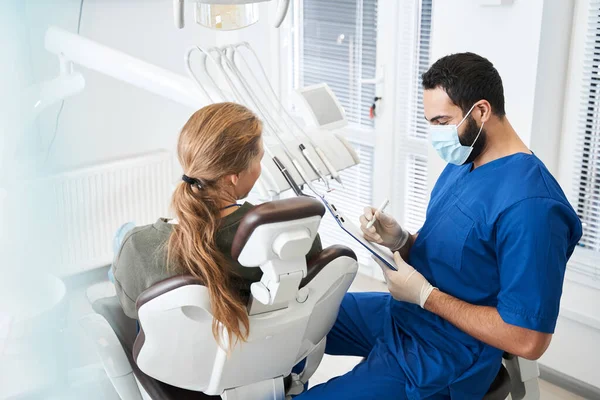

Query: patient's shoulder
118,219,172,261
219,202,254,230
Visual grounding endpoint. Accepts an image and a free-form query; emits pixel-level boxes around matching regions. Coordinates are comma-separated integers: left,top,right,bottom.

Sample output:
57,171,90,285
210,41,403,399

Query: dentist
299,53,582,399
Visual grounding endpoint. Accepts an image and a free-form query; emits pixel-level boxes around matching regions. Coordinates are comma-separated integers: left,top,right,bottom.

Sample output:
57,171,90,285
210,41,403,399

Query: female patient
112,102,321,346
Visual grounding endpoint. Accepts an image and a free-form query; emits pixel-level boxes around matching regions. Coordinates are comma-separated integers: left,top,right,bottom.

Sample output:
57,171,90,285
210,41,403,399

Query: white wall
25,0,278,171
1,1,37,178
529,0,575,175
0,4,75,396
541,273,600,389
1,1,38,262
0,1,33,267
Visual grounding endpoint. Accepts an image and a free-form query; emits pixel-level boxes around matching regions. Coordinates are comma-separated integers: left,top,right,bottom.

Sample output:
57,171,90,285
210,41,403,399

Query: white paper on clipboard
320,197,397,271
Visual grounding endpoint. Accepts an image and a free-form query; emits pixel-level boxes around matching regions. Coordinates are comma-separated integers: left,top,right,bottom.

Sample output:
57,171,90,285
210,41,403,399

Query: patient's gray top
113,202,322,319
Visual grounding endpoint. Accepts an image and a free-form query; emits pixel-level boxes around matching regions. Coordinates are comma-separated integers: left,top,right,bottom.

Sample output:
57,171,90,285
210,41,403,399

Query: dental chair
80,197,359,399
483,353,540,400
81,195,540,400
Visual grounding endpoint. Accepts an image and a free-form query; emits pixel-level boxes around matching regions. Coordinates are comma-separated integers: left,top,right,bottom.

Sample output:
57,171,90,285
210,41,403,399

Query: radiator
16,151,174,277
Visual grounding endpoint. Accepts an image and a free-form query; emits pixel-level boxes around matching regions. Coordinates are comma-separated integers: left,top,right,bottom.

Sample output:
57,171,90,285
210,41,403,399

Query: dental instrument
186,44,354,198
210,46,317,196
186,45,305,196
217,46,321,195
214,47,309,195
231,43,345,188
184,47,217,103
228,44,331,190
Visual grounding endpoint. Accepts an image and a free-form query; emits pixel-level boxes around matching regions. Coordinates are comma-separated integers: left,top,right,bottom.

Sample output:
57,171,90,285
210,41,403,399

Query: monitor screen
299,86,345,127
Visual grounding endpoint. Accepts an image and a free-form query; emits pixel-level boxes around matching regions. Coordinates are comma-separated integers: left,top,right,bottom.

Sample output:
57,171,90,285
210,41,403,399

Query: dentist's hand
360,206,410,251
373,252,436,308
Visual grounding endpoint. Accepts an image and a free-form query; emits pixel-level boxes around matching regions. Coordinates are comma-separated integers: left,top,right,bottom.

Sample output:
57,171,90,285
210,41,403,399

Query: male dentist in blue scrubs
298,53,582,399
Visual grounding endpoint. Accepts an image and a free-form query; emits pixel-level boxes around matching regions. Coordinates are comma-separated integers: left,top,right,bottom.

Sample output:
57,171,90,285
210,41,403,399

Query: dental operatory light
173,0,290,31
196,3,259,30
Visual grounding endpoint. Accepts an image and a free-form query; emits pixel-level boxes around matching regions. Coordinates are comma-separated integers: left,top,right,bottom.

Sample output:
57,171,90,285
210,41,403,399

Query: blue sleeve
495,198,578,333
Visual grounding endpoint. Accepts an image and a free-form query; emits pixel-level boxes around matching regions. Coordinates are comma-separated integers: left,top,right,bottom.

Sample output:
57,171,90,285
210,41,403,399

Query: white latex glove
360,206,410,251
372,252,436,308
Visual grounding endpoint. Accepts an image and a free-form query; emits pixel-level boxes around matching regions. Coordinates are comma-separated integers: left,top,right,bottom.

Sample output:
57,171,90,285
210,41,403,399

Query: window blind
287,0,378,265
404,154,429,233
408,0,432,142
394,0,432,233
286,0,433,266
572,0,600,278
313,141,374,265
291,0,378,127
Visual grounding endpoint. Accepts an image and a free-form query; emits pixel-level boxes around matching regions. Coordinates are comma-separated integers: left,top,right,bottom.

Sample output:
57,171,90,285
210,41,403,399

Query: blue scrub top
389,153,582,398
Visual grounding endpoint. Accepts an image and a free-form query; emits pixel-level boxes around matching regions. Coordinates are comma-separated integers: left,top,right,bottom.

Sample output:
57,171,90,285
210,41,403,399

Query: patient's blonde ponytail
167,102,262,347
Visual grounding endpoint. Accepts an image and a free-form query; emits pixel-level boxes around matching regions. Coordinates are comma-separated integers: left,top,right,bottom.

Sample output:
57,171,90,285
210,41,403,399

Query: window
393,0,432,233
289,0,378,128
313,142,374,266
570,0,600,279
404,153,429,233
284,0,378,265
281,0,432,268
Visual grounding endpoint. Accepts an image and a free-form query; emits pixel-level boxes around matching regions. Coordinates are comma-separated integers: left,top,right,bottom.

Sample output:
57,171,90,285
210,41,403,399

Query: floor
33,271,587,399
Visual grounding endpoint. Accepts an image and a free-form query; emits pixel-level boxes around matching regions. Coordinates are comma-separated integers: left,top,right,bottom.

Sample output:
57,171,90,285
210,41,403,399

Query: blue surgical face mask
429,104,484,165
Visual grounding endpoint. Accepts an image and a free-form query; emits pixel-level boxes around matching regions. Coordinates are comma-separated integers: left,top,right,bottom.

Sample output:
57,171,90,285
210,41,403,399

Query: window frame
273,0,434,277
558,0,600,288
277,0,380,143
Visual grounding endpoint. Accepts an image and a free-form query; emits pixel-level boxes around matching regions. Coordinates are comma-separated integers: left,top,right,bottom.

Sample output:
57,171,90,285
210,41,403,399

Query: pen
366,198,390,229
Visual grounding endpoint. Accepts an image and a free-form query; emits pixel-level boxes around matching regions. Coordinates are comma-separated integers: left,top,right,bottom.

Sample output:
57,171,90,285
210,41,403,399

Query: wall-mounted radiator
12,151,174,277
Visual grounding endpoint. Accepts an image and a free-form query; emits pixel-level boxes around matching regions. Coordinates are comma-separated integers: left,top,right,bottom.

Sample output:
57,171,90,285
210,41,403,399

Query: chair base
504,356,540,400
483,365,511,400
222,377,286,400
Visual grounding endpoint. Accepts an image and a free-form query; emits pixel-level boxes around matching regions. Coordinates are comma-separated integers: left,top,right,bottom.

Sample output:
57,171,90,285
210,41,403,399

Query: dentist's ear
475,100,492,124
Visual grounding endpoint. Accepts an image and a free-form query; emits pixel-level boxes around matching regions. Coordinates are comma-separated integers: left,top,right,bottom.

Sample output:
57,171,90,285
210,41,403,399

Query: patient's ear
223,174,239,187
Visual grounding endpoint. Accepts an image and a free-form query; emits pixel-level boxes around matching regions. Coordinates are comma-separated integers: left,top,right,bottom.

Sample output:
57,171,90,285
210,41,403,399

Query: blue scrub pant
297,292,450,400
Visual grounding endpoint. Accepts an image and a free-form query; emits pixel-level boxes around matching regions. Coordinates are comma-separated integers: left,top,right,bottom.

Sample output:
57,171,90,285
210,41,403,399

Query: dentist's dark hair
422,52,506,117
167,102,262,349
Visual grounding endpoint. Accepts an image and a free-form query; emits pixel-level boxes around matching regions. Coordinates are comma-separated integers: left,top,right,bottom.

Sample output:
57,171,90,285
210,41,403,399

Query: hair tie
182,174,202,188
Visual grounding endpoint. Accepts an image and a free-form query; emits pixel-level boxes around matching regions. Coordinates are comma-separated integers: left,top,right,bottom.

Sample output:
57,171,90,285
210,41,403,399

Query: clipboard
320,197,397,271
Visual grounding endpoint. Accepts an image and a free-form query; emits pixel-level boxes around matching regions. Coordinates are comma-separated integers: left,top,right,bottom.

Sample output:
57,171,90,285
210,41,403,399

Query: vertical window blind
291,0,378,128
408,0,432,142
404,153,429,233
313,142,374,266
571,0,600,278
288,0,378,264
286,0,432,264
394,0,432,234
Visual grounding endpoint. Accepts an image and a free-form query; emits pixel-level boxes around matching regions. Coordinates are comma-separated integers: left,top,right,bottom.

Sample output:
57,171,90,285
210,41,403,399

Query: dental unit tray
320,197,397,271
